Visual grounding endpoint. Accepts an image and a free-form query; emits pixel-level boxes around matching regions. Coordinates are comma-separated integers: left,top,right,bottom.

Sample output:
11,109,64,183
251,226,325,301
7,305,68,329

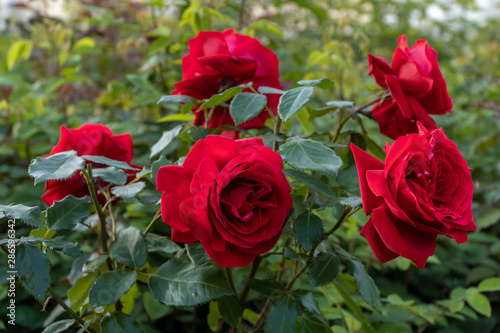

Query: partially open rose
156,135,293,267
172,29,282,132
351,123,475,268
42,124,135,206
368,35,452,139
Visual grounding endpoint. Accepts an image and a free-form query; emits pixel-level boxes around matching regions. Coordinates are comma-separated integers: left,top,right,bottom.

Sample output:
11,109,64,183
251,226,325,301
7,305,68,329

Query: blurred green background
0,0,499,332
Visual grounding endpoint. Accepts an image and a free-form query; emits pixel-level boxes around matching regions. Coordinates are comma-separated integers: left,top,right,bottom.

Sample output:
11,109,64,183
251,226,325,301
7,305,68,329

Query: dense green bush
0,0,499,332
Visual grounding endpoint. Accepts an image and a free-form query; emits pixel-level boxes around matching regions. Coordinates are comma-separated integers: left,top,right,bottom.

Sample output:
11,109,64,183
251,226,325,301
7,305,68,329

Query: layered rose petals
368,35,452,139
172,29,282,132
42,124,135,206
156,135,293,267
351,123,475,268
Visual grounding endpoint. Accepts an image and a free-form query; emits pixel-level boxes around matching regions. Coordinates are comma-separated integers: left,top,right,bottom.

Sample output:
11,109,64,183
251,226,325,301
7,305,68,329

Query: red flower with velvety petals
351,123,475,268
172,29,282,132
368,35,452,139
156,135,293,267
42,124,135,206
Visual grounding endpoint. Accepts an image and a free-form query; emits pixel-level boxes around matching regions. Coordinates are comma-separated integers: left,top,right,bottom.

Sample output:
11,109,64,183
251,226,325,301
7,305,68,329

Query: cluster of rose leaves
42,29,475,269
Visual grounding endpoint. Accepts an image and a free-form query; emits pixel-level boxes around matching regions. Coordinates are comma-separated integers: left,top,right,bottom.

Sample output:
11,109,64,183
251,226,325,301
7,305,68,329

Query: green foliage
28,151,85,185
110,227,148,268
89,269,137,307
148,260,233,306
16,243,51,302
150,125,184,158
265,296,300,333
308,252,340,288
45,195,92,230
0,204,44,228
280,139,343,176
278,87,314,121
294,211,324,251
230,92,268,126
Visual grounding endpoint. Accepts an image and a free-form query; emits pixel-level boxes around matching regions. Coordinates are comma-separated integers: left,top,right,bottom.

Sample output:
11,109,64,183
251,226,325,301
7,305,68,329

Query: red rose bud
172,29,282,132
42,124,136,206
368,35,452,139
156,135,293,267
351,123,475,268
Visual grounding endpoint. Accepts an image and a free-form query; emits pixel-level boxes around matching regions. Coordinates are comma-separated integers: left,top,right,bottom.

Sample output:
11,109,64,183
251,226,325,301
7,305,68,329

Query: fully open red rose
156,135,293,267
42,124,135,206
351,123,475,268
368,35,452,139
172,29,282,132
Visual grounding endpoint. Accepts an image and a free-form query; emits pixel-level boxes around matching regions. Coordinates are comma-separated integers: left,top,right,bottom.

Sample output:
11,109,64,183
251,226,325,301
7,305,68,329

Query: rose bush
42,124,135,206
172,29,282,132
156,135,293,267
351,123,476,268
368,35,453,139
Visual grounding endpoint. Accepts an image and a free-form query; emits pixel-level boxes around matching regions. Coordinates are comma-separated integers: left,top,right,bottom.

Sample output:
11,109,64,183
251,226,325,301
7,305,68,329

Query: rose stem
351,96,381,114
82,165,112,272
272,116,282,152
238,255,262,305
48,286,89,329
225,267,237,295
143,208,162,237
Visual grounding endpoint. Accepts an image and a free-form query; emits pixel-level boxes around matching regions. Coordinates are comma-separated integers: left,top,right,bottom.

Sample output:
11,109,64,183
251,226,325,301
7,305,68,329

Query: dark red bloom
156,135,293,267
351,123,475,268
368,35,452,139
172,29,282,132
42,124,135,206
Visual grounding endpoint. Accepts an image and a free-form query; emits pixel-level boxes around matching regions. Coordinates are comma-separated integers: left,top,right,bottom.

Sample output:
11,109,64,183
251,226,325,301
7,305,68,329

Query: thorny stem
143,208,162,237
238,255,262,305
250,298,272,333
48,286,88,328
225,267,237,295
82,165,113,271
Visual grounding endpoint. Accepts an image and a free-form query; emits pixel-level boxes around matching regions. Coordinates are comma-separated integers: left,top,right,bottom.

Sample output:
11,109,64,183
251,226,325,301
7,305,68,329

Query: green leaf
321,196,362,210
29,151,85,185
258,86,285,94
284,247,299,261
283,169,336,198
151,156,173,184
16,243,51,302
265,296,300,333
278,87,314,121
346,259,382,313
198,83,252,111
218,296,242,327
93,167,127,185
187,126,209,142
325,100,354,111
68,272,97,302
143,291,172,321
45,195,92,231
82,155,139,171
89,269,137,307
157,113,196,122
41,319,75,333
280,139,343,176
294,212,324,251
331,281,369,327
0,204,44,228
300,312,330,333
207,301,223,332
249,279,286,297
298,78,334,90
110,226,148,268
150,125,183,158
288,0,328,19
475,209,500,230
308,252,340,288
7,40,33,70
229,92,268,126
100,312,143,333
294,291,321,314
148,260,233,306
158,95,198,104
466,292,491,317
186,243,211,268
83,255,109,273
478,277,500,292
146,233,182,254
111,182,146,198
43,236,83,257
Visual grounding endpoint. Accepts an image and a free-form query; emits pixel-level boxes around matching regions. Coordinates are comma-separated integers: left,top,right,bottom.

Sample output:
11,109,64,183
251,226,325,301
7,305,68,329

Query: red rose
351,123,475,268
156,135,293,267
172,29,282,132
42,124,135,206
368,35,452,139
